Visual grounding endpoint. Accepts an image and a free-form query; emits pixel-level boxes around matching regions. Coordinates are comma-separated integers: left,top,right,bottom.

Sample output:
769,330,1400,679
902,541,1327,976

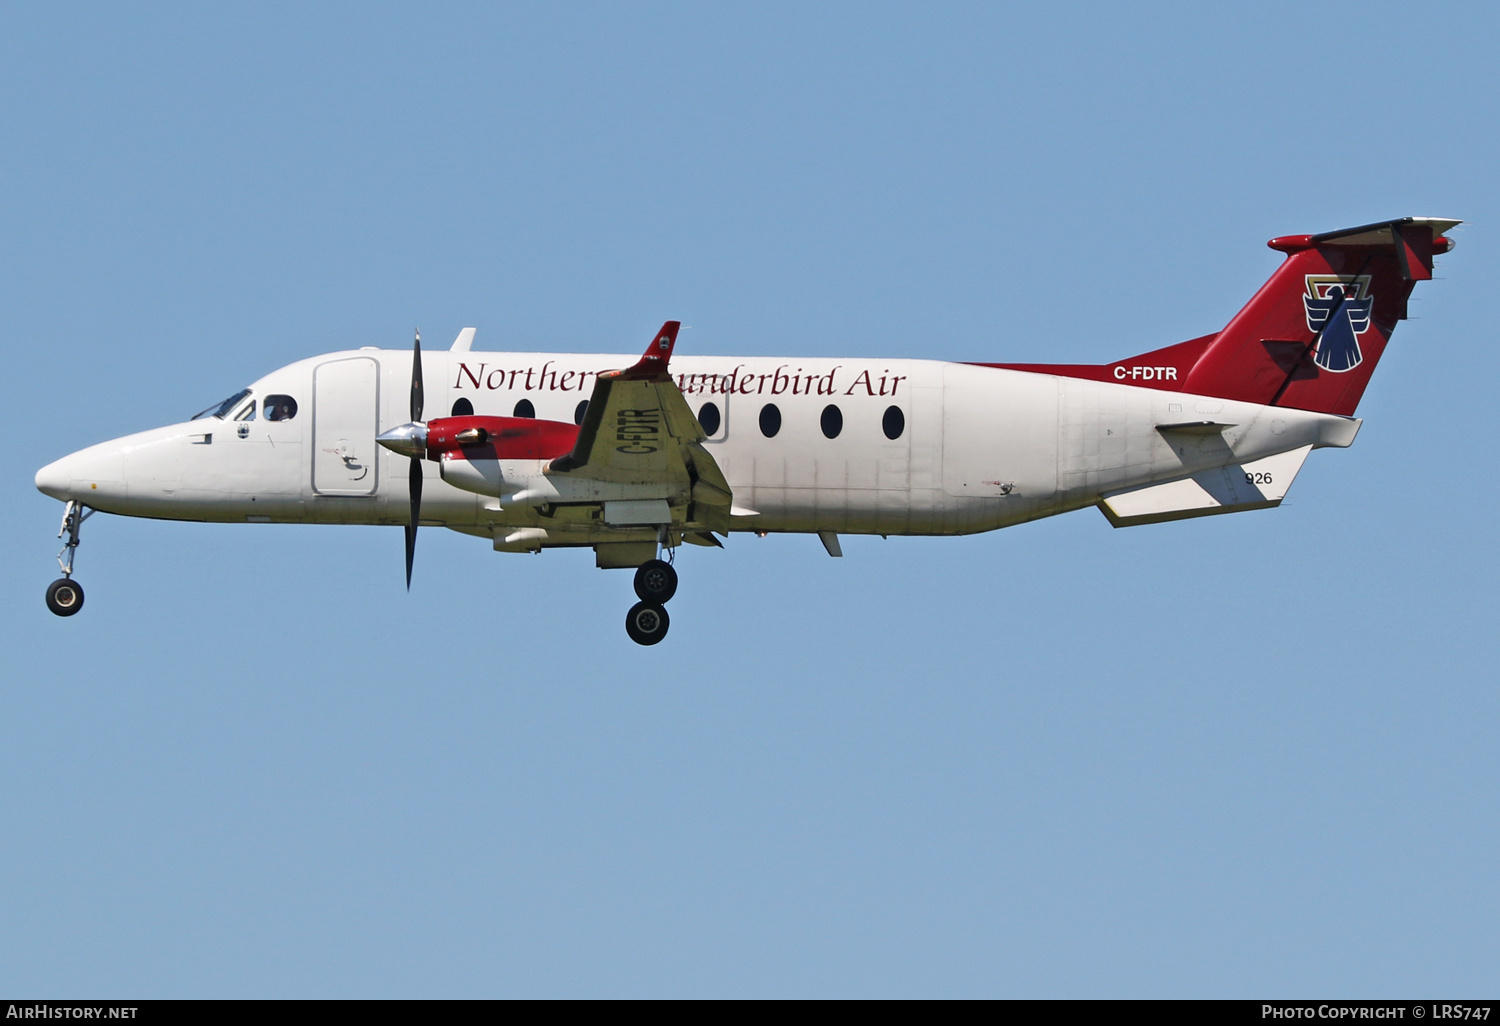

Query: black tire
45,578,84,617
633,559,678,603
625,601,670,646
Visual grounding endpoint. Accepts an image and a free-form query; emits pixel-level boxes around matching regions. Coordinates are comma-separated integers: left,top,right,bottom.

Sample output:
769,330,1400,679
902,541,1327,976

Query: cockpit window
233,400,257,421
192,388,252,421
264,395,298,421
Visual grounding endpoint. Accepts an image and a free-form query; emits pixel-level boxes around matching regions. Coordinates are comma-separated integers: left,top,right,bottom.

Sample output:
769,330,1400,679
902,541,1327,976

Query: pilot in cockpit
263,395,298,422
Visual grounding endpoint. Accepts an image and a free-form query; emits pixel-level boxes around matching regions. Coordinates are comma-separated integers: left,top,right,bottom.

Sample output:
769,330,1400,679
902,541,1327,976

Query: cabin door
312,357,380,496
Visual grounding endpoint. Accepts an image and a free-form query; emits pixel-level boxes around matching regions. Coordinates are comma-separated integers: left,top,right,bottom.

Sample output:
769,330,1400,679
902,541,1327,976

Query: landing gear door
312,357,380,496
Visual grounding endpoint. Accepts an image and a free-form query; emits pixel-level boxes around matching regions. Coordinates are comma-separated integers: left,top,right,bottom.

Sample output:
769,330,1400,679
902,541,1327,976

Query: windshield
191,388,252,421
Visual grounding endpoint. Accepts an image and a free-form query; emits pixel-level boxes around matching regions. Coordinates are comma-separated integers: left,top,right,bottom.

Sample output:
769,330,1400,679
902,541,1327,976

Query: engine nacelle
439,455,555,499
430,415,580,498
426,415,579,461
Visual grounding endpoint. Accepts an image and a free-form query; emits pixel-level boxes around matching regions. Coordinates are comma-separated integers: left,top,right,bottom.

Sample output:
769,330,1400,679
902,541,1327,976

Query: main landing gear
624,554,678,646
45,500,93,618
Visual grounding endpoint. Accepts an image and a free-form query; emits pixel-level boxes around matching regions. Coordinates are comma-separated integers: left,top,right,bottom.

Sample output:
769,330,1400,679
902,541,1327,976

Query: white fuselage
36,348,1361,542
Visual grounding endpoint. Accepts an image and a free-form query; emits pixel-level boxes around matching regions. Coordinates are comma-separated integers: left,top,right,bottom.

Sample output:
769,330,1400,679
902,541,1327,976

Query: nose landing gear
46,500,93,618
46,578,84,616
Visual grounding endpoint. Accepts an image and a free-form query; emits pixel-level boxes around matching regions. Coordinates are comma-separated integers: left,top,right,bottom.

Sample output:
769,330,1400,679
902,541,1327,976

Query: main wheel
625,601,670,646
45,578,84,617
633,559,678,603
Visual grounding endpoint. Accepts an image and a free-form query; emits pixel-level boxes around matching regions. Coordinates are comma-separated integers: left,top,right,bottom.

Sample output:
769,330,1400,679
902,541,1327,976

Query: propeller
405,329,423,588
375,330,427,589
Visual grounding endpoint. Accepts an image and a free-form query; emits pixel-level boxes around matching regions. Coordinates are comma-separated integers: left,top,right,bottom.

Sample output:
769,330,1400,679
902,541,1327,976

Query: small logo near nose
237,424,250,439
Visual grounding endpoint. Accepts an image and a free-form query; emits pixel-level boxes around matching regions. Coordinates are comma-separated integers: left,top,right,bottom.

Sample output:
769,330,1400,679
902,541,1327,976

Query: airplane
34,216,1457,644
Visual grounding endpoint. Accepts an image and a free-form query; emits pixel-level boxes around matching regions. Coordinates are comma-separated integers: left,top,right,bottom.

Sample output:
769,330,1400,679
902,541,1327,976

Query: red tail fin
983,217,1458,416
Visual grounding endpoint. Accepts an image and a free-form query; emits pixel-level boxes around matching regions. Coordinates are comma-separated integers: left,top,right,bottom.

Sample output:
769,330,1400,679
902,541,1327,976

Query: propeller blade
411,329,424,423
405,456,423,589
402,330,426,589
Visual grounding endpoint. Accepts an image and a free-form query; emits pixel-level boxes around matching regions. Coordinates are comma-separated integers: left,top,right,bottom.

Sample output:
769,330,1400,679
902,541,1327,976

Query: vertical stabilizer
1179,217,1458,416
977,217,1458,417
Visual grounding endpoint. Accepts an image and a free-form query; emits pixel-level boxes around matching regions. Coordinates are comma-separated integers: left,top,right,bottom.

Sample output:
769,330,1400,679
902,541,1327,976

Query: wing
548,322,733,533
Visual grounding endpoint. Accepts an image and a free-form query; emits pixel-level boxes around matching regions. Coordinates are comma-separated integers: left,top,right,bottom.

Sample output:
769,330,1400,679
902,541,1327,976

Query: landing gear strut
46,500,93,618
623,533,678,645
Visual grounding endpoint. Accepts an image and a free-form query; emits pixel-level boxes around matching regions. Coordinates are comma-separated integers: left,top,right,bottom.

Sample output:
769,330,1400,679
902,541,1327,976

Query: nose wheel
45,500,93,618
45,578,84,617
624,555,678,645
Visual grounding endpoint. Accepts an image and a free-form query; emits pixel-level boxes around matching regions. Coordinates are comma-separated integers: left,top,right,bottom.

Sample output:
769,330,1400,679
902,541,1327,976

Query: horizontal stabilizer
1100,446,1312,528
1156,421,1236,435
1311,216,1461,248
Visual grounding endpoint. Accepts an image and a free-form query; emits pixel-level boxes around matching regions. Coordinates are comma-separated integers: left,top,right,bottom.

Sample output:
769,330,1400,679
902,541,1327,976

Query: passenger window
451,397,474,417
513,399,535,418
233,401,257,421
574,400,589,425
697,402,721,436
882,405,905,440
759,403,781,438
820,404,842,439
264,395,298,422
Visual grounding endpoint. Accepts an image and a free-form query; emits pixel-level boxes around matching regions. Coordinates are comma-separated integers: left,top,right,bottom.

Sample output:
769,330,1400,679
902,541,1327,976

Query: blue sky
2,2,1496,997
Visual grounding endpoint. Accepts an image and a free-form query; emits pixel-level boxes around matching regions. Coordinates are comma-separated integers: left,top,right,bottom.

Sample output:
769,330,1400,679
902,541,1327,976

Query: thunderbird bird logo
1304,275,1374,373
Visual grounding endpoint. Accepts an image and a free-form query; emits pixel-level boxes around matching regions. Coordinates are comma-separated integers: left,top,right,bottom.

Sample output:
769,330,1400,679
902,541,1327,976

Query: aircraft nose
35,456,74,501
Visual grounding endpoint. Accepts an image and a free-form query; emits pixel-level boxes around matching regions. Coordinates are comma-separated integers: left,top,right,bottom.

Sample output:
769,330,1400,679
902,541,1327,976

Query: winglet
619,321,680,380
